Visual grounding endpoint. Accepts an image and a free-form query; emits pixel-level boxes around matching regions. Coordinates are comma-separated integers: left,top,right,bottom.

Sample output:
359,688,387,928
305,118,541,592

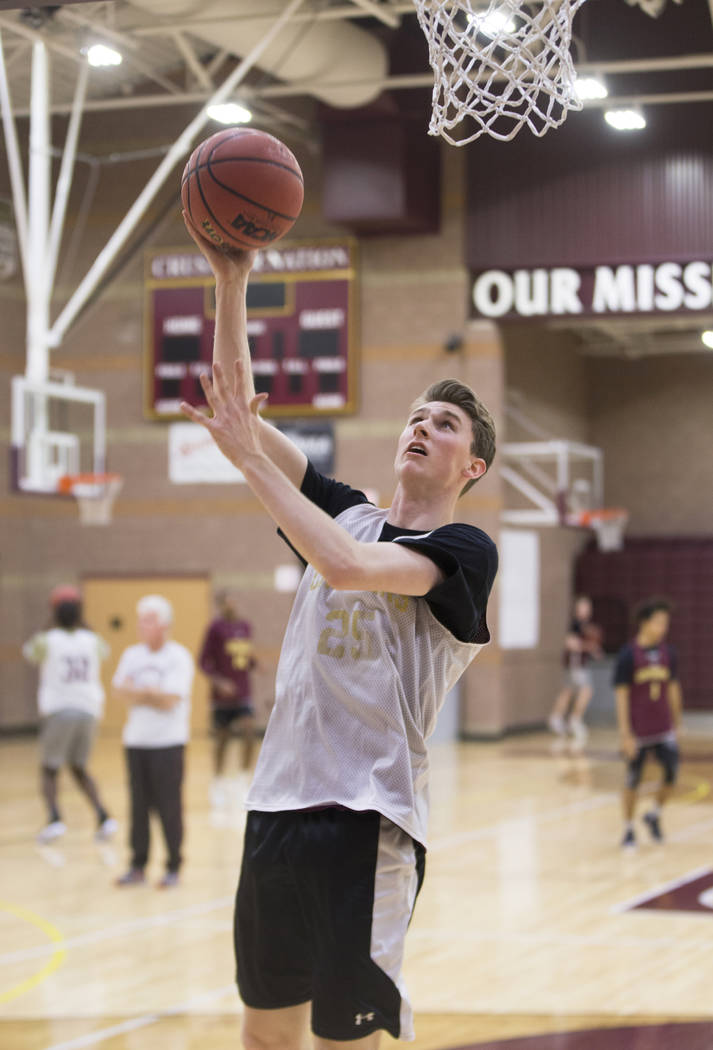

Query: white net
413,0,588,144
590,511,628,552
69,477,123,526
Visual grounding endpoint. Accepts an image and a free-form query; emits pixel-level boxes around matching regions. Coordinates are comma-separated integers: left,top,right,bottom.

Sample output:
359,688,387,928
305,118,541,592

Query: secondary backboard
10,373,106,495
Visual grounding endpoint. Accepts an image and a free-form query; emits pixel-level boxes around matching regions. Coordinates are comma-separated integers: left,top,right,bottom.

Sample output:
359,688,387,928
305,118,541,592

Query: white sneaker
210,779,227,808
37,820,66,844
95,817,118,841
548,714,566,736
569,718,589,745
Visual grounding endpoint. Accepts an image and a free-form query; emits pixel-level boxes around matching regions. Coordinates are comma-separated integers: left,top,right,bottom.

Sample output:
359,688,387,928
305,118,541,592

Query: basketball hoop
412,0,587,144
571,508,629,552
57,473,123,526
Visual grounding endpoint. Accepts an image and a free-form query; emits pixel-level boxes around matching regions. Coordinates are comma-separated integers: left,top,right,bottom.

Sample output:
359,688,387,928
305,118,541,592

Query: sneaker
643,811,664,842
115,868,146,887
548,714,566,736
569,718,589,745
210,779,227,808
621,828,636,851
37,820,66,844
156,872,180,889
95,817,118,841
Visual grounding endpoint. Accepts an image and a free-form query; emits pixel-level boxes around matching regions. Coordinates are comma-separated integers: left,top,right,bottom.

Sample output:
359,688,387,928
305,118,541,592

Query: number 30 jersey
23,628,108,718
247,499,496,847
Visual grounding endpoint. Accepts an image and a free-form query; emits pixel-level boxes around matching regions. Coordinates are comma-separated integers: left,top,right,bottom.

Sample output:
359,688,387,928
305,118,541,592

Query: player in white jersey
180,216,498,1049
23,585,117,845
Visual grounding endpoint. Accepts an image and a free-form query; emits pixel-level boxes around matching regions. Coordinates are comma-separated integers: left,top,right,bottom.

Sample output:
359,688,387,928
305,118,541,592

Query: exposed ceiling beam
171,30,214,91
348,0,400,29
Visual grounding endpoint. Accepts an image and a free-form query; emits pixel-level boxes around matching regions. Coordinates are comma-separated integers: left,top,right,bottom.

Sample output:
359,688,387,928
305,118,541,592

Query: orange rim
57,473,122,494
577,508,628,526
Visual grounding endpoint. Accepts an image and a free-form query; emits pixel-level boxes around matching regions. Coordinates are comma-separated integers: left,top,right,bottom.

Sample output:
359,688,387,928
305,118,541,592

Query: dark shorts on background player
627,740,679,790
211,705,254,731
235,807,425,1041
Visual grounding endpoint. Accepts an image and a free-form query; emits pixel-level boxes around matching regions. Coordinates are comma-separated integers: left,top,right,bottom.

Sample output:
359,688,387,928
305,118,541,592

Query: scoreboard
144,240,357,420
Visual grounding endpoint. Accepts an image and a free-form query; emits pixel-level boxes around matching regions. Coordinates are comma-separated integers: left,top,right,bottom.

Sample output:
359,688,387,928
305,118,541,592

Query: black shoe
643,811,663,842
621,828,636,851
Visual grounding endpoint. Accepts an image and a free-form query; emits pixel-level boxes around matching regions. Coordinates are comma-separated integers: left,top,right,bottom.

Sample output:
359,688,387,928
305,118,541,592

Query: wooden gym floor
2,726,713,1049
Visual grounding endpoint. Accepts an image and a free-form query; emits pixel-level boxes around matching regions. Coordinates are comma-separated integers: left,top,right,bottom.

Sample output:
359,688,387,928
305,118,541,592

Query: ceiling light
207,102,253,125
84,43,122,68
702,330,713,350
468,10,517,36
573,76,608,102
604,108,646,131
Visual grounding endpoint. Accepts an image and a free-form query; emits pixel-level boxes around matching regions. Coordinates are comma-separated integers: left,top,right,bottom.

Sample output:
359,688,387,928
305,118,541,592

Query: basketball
181,128,304,251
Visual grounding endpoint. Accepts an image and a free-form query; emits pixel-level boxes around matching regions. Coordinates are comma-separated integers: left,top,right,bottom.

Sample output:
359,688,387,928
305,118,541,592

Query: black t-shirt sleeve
278,460,371,563
669,645,678,680
613,645,634,686
394,523,498,643
299,460,371,518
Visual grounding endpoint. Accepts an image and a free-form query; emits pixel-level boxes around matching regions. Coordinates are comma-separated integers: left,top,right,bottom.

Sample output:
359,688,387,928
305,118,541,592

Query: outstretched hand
182,210,256,282
180,360,268,470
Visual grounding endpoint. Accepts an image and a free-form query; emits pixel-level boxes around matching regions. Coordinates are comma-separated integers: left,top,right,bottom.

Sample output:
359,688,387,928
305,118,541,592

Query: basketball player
615,598,682,850
113,595,194,888
22,585,117,844
180,215,498,1048
548,595,603,745
198,590,257,804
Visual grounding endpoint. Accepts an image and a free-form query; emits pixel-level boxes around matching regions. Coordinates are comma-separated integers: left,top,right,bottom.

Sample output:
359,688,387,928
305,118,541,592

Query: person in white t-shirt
112,595,194,889
179,217,498,1049
23,584,117,845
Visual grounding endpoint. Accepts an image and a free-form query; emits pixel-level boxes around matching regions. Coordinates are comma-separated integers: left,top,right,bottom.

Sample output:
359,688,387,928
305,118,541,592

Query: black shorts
235,807,425,1041
212,705,254,731
627,740,679,789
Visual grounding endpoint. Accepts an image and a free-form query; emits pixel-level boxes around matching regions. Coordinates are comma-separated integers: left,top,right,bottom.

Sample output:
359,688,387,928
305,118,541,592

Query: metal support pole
47,60,88,291
26,40,51,387
0,29,28,283
49,0,305,348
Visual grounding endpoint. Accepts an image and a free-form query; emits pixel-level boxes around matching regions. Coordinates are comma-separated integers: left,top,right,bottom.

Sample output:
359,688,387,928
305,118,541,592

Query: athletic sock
625,821,634,833
648,803,661,817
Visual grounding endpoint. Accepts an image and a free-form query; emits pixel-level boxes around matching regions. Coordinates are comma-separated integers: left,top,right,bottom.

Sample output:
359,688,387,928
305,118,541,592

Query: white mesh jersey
246,503,488,846
23,628,107,718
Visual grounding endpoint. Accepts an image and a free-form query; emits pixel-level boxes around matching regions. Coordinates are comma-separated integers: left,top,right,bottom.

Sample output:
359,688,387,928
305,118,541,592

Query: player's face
644,610,670,644
137,611,168,649
395,401,481,493
575,598,592,621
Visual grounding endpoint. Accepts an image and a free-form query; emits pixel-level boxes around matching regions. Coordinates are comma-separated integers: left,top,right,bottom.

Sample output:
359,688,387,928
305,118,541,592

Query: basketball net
58,474,123,526
413,0,588,144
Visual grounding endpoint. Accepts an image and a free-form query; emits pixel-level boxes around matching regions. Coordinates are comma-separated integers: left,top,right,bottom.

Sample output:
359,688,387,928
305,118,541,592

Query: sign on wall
168,420,335,484
146,241,357,420
471,260,713,321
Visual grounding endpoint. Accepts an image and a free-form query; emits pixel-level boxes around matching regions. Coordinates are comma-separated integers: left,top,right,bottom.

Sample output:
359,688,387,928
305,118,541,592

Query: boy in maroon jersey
198,591,257,803
614,599,683,850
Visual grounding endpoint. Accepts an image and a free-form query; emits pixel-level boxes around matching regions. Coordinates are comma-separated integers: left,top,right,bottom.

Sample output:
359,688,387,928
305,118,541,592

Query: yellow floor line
0,901,66,1006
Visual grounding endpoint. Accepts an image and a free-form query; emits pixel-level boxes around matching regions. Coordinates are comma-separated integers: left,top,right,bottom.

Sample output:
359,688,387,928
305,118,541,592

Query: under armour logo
355,1012,375,1025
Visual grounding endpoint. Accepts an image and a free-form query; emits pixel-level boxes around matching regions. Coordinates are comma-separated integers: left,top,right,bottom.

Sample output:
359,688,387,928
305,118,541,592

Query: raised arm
183,214,307,487
181,360,444,597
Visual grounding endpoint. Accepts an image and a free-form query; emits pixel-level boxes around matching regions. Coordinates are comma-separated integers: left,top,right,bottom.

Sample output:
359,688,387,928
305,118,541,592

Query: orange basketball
181,128,304,251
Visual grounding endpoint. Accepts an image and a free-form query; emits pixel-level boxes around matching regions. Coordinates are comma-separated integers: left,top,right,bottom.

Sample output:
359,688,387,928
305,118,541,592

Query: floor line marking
43,984,237,1050
0,895,233,967
429,792,619,853
0,900,66,1006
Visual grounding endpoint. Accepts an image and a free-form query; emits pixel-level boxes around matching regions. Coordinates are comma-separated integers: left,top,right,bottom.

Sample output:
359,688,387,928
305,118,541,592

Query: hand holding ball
181,128,304,251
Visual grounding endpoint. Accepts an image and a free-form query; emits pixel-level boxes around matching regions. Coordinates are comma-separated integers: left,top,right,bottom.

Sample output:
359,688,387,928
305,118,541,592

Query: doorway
82,576,212,734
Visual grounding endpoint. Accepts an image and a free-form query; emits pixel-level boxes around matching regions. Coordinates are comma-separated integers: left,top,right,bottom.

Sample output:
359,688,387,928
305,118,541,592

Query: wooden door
82,576,211,734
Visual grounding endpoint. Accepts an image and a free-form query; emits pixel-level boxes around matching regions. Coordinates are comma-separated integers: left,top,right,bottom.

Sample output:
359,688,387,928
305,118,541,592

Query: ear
462,457,487,482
